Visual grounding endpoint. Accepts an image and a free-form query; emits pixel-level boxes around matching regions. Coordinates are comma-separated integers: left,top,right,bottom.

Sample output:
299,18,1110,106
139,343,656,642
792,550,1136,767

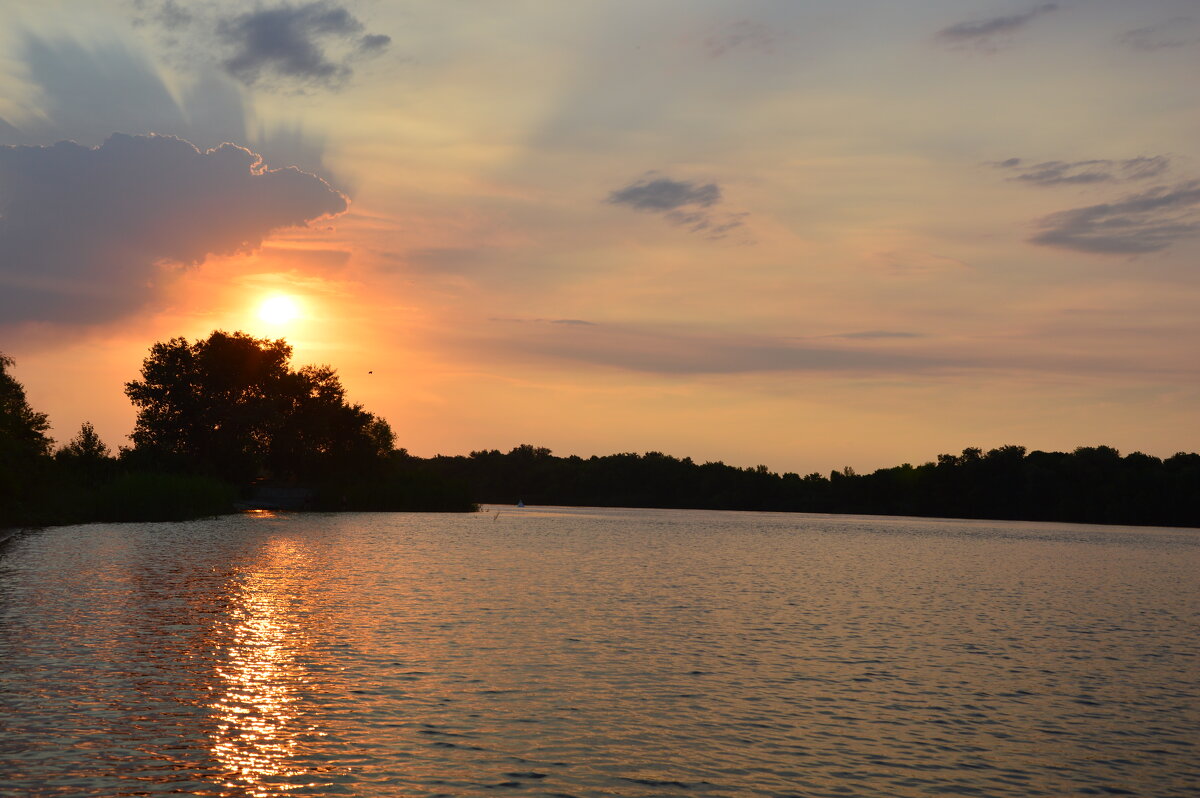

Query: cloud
473,320,955,376
0,134,347,326
1117,18,1199,51
1030,182,1200,254
702,20,776,59
467,321,1170,380
937,3,1058,47
489,317,597,327
214,1,391,88
994,156,1170,186
133,0,195,31
607,175,746,239
607,177,721,211
826,331,924,340
0,34,339,186
1,36,190,147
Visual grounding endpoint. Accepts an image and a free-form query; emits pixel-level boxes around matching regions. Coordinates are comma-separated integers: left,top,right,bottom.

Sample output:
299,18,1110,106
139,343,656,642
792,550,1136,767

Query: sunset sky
2,0,1199,475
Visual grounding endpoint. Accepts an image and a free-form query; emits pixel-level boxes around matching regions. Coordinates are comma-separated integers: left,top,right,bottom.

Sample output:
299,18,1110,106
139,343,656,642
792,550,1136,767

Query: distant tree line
3,335,1199,528
418,443,1200,528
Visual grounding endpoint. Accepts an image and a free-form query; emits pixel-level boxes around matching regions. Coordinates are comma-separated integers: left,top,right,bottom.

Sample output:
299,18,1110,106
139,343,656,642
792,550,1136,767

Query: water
1,507,1197,797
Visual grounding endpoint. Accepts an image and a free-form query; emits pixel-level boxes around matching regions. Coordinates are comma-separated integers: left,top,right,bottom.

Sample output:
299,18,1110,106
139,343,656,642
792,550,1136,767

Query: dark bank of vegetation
1,333,475,529
417,443,1200,528
4,335,1200,529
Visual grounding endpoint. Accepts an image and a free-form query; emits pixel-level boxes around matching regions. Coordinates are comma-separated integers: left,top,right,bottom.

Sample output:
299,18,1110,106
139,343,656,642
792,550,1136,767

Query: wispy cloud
825,331,924,340
480,322,953,376
702,20,776,59
1117,17,1200,51
607,174,747,239
937,4,1058,49
993,156,1170,186
1030,181,1200,254
0,34,339,185
489,317,597,327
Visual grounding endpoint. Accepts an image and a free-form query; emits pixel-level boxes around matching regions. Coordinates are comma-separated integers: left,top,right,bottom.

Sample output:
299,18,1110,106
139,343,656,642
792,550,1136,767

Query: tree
1,353,53,523
55,421,114,486
125,331,392,483
0,353,52,460
56,421,111,461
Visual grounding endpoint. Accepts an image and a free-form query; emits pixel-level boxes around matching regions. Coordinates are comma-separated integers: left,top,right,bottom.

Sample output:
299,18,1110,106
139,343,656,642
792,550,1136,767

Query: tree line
418,443,1200,528
3,332,1199,528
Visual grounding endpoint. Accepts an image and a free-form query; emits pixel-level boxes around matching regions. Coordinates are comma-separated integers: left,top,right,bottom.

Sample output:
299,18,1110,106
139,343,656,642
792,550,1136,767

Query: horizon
7,330,1189,479
3,1,1199,475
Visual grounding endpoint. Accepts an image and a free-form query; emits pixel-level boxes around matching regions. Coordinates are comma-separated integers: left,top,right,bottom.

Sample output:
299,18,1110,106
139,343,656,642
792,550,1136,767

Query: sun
258,295,300,325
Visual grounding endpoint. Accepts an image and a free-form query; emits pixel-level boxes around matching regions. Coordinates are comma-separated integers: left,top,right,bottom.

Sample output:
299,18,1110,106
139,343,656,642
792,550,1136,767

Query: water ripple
0,508,1197,796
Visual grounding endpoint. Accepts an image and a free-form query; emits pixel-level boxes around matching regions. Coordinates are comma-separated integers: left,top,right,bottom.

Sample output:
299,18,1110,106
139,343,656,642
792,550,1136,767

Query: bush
85,473,236,522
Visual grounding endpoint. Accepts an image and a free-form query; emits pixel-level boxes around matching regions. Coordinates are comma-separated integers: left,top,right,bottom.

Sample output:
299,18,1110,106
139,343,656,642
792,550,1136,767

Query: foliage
82,473,236,523
418,443,1200,527
56,421,111,461
0,353,53,526
125,330,392,483
6,336,1200,528
0,352,52,459
313,451,477,512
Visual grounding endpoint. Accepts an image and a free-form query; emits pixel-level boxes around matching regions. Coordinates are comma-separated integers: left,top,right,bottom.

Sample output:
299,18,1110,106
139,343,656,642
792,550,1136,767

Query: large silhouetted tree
125,331,393,483
0,353,51,459
1,352,53,523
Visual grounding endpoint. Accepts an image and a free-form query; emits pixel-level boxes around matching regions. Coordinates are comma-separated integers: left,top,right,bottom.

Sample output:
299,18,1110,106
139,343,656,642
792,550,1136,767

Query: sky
2,0,1199,475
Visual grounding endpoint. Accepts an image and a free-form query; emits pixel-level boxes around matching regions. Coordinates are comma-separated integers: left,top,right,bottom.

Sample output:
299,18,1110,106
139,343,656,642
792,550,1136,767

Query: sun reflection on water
209,538,321,795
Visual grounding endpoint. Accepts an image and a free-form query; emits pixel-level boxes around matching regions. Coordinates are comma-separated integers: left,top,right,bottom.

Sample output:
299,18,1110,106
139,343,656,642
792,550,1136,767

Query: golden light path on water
209,520,321,795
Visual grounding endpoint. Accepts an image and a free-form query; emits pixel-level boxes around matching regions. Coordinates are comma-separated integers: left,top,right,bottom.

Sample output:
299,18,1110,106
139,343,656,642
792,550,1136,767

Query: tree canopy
125,330,393,482
1,352,54,522
0,352,52,461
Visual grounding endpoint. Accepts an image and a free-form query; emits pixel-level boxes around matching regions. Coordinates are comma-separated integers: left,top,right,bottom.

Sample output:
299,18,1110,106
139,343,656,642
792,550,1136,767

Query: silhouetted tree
1,353,54,525
0,353,52,458
56,421,111,461
54,421,114,487
125,331,392,483
411,441,1200,527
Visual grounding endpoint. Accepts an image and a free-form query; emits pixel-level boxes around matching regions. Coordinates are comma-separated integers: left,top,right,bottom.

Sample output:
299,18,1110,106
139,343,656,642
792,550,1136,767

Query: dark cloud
994,156,1170,186
0,134,347,326
359,34,392,52
214,1,390,88
607,175,746,239
937,4,1058,47
1030,181,1200,254
608,177,721,211
1117,18,1199,51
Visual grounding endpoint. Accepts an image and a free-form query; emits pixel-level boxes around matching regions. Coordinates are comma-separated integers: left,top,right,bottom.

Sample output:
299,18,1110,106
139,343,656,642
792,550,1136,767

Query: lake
1,507,1197,796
